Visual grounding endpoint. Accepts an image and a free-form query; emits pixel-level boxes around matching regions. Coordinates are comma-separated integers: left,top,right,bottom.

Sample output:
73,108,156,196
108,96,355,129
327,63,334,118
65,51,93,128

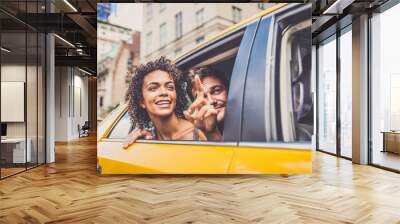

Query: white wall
1,65,35,138
55,66,69,141
55,67,89,141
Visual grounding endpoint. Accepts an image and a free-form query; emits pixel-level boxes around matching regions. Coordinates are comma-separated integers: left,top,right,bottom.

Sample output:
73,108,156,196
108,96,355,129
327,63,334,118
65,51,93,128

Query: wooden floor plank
0,135,400,223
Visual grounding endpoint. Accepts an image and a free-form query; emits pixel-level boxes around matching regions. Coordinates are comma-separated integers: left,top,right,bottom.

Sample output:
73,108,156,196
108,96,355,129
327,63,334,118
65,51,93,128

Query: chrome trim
102,138,238,147
135,140,238,146
239,142,311,150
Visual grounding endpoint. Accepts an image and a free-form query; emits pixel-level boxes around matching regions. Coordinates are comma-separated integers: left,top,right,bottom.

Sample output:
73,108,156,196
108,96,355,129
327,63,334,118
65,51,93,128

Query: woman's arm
122,129,153,149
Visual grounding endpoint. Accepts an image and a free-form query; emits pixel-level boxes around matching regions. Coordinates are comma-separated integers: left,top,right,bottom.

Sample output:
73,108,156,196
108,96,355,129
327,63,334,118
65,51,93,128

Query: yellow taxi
97,3,313,174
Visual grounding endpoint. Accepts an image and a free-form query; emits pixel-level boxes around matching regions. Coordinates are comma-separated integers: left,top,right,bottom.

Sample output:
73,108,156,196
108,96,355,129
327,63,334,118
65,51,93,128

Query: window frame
314,13,354,160
232,6,242,23
241,16,273,142
146,3,152,21
159,22,167,48
195,8,204,27
175,11,183,39
195,36,205,44
145,31,152,54
159,3,166,13
273,5,313,143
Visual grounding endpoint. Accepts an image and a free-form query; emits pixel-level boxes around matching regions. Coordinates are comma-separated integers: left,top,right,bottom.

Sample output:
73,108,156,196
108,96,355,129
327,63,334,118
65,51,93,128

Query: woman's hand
122,129,153,149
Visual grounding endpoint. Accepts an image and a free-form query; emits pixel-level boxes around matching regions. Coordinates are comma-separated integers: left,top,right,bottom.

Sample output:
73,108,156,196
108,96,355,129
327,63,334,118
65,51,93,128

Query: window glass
232,6,242,23
1,10,28,177
146,3,152,21
339,28,352,158
175,12,182,39
146,32,152,53
174,47,182,56
258,3,266,10
196,9,204,27
371,3,400,171
160,23,167,47
195,36,204,44
108,112,132,139
159,3,166,12
318,36,337,154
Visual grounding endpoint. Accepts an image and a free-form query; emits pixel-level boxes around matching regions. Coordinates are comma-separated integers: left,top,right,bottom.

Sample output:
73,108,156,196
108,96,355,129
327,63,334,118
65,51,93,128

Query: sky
109,3,143,31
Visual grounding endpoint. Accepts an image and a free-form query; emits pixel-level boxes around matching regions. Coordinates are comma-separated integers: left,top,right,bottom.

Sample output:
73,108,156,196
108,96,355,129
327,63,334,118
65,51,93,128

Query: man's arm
184,75,221,141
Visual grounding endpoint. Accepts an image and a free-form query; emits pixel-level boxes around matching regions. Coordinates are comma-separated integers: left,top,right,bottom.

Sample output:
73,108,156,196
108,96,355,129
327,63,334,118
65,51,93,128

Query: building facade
97,20,133,62
141,3,272,62
97,20,140,119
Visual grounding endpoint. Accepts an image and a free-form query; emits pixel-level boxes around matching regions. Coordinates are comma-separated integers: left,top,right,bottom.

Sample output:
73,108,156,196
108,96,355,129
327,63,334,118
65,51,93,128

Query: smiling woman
125,57,206,141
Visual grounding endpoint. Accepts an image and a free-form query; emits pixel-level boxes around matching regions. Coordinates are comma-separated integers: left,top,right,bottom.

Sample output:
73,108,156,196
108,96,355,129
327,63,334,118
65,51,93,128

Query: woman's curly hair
125,57,188,129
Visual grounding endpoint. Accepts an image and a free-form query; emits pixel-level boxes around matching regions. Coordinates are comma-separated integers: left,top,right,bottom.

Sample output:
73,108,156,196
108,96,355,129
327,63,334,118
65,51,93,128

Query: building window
146,3,152,21
160,3,166,12
100,96,104,107
195,8,204,27
195,36,204,44
146,32,152,53
232,6,242,23
175,12,183,39
160,23,167,47
258,3,267,10
174,47,182,56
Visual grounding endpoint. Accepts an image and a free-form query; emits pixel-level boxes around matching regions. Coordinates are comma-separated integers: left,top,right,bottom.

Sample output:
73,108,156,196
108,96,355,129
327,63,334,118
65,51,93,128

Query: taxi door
227,4,313,174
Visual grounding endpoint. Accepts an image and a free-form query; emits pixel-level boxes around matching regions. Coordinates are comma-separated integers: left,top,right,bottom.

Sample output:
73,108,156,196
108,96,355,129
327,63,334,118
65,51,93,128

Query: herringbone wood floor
1,135,400,224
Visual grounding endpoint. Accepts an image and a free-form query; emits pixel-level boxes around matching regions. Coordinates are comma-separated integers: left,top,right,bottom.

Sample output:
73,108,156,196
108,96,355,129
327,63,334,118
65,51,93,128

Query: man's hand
122,129,153,149
184,75,218,133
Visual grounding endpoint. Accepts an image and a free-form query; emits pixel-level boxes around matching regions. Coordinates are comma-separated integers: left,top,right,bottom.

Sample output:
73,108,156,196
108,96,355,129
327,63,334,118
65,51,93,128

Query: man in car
123,66,229,148
183,67,228,141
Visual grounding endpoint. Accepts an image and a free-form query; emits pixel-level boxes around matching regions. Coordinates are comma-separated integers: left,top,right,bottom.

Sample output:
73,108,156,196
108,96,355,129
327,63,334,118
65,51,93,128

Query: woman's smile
154,99,172,107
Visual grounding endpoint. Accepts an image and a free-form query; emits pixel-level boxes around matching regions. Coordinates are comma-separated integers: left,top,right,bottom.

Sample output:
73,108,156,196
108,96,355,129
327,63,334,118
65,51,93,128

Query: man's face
198,76,227,123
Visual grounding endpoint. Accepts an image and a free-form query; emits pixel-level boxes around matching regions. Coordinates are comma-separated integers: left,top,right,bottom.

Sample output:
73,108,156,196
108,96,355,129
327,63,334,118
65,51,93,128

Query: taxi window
276,6,313,142
107,111,132,139
119,26,248,143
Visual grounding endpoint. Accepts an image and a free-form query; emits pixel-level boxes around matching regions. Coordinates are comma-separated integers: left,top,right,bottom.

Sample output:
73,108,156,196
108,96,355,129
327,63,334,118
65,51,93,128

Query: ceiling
311,0,391,43
0,0,97,74
0,0,396,74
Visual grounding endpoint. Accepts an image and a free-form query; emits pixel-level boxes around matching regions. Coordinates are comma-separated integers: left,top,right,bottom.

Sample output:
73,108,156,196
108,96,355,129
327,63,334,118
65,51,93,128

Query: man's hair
186,67,229,100
125,57,188,129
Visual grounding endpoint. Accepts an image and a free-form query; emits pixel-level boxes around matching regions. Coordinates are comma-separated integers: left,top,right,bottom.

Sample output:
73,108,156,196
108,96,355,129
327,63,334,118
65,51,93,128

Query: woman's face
141,70,177,118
